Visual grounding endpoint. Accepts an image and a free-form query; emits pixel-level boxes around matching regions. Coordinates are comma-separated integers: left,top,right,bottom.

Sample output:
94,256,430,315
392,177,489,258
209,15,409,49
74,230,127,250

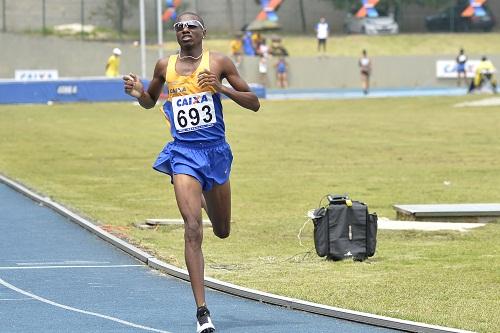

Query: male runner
123,12,260,333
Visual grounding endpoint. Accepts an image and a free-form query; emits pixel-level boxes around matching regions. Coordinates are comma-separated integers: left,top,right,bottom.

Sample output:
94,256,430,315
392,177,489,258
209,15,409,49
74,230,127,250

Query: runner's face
174,16,205,48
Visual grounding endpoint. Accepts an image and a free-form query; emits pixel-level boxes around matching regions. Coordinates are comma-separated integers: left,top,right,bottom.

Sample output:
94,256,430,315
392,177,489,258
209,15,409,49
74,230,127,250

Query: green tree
92,0,139,35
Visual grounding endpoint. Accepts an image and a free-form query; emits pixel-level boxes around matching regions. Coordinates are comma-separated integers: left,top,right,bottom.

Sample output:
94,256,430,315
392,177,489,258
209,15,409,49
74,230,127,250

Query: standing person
257,38,269,58
274,56,288,88
242,31,255,56
358,49,372,95
258,54,268,87
257,39,270,87
229,32,243,68
315,17,329,55
122,12,260,333
251,31,263,54
105,48,122,78
456,48,468,87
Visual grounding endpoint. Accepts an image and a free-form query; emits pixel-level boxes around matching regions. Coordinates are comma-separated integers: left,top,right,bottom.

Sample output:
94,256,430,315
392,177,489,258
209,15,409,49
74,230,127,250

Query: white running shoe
196,306,215,333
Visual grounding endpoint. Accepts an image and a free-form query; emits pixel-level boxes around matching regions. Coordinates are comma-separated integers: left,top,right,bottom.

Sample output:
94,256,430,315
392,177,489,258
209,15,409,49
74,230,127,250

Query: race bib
171,92,216,133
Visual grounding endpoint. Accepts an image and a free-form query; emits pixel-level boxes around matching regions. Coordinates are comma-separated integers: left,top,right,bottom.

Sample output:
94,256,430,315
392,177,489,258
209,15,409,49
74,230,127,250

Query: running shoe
196,305,215,333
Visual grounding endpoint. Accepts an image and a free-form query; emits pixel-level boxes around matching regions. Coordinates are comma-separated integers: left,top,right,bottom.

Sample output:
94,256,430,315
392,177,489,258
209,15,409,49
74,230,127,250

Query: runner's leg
203,181,231,239
173,174,206,307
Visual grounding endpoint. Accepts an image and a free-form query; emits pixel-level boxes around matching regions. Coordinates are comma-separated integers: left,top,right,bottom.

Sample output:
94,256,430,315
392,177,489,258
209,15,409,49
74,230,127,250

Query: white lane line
0,264,143,270
0,278,172,333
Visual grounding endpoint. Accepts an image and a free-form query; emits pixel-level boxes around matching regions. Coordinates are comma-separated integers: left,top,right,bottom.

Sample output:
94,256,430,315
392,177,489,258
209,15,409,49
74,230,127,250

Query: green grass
0,97,499,332
34,29,500,57
186,32,500,57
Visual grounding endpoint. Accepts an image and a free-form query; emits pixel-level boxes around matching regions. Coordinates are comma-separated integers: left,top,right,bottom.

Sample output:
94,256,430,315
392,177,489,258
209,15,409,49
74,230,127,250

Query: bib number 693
177,105,212,128
172,92,217,133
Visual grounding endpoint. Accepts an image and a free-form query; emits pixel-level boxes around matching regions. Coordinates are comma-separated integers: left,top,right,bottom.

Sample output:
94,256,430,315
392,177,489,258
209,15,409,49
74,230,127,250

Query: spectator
315,17,329,54
456,48,468,87
258,54,268,87
229,32,243,67
242,31,255,56
257,38,269,58
105,48,122,78
358,49,372,95
275,56,289,88
251,31,263,53
469,55,497,94
270,36,289,57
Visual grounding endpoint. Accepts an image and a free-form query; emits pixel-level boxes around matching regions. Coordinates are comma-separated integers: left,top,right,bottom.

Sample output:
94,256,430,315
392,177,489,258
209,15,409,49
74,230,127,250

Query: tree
92,0,139,35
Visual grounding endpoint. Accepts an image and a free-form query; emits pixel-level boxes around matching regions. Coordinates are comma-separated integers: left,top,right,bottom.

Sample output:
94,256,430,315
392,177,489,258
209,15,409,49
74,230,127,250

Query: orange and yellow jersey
161,51,225,143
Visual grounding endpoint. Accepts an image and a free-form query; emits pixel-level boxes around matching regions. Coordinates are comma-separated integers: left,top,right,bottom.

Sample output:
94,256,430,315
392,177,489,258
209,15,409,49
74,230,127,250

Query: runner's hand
197,69,222,92
123,73,144,98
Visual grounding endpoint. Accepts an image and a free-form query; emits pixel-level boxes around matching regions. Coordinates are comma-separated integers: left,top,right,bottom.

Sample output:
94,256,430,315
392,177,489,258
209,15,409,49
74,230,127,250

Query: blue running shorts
153,139,233,191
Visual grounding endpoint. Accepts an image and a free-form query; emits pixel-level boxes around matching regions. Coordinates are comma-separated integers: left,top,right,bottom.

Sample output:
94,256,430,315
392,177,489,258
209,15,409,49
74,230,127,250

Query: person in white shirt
315,17,329,53
358,49,372,95
456,48,468,87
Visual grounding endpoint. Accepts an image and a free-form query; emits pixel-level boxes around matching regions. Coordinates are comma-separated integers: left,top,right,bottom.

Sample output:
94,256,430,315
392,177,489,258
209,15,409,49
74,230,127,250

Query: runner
122,12,260,333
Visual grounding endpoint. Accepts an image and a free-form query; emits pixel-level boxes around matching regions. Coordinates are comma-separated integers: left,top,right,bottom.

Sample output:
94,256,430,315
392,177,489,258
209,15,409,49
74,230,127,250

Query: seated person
469,56,497,93
270,36,289,57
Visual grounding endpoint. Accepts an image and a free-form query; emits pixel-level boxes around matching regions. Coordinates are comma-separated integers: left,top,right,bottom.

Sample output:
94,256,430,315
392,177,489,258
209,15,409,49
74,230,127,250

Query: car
425,3,496,32
343,9,399,35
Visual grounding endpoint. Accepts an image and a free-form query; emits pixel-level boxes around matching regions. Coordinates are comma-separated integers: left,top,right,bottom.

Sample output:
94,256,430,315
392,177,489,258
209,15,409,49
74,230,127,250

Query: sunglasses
173,20,205,32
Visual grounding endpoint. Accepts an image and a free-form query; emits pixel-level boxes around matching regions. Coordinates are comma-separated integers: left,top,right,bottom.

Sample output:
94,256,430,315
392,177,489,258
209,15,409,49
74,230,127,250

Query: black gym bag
312,194,377,261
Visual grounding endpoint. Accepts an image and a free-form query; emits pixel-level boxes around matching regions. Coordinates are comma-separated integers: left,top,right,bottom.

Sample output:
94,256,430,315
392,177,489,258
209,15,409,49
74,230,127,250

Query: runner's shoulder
208,51,230,62
208,51,234,73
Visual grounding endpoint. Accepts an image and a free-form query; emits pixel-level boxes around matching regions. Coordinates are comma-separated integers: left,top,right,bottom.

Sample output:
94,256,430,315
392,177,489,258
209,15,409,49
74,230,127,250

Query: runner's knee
184,220,203,245
212,219,230,239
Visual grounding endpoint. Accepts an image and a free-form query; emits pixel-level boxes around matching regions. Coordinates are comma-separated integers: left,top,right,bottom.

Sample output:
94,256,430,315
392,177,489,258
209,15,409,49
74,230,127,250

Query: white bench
393,204,500,223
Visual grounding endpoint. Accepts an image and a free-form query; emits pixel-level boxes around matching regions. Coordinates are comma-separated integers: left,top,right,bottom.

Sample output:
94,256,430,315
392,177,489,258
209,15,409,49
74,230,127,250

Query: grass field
162,32,500,57
0,96,499,332
40,28,500,57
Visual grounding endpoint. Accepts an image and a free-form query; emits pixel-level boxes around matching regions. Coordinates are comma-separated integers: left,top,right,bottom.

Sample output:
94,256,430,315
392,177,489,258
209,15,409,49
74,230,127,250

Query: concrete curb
0,173,475,333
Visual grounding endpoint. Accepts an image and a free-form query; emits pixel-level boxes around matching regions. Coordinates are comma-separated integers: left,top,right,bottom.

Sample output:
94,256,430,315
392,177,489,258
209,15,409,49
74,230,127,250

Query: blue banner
0,79,266,104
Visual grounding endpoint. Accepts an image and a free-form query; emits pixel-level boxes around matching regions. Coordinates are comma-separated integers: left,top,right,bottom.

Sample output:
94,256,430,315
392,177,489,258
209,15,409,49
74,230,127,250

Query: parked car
343,9,399,35
425,3,496,32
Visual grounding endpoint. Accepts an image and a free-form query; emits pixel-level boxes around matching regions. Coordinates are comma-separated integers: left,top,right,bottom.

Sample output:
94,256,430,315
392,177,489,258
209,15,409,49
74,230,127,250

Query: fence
0,0,158,41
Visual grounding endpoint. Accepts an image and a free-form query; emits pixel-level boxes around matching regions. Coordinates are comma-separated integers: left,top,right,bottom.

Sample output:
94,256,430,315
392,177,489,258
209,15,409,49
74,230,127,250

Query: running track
0,179,470,333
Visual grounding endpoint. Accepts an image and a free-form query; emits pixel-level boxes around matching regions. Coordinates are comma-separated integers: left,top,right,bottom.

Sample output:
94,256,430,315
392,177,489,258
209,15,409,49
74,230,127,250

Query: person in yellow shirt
229,33,243,67
105,48,121,78
251,31,262,53
469,56,497,94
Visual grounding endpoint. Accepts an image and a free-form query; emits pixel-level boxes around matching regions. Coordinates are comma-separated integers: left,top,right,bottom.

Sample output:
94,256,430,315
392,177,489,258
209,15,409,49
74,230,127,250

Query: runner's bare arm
123,58,168,109
199,53,260,112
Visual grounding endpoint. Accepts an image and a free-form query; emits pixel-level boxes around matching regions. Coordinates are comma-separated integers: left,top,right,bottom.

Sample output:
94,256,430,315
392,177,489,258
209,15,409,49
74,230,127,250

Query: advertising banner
436,60,481,79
